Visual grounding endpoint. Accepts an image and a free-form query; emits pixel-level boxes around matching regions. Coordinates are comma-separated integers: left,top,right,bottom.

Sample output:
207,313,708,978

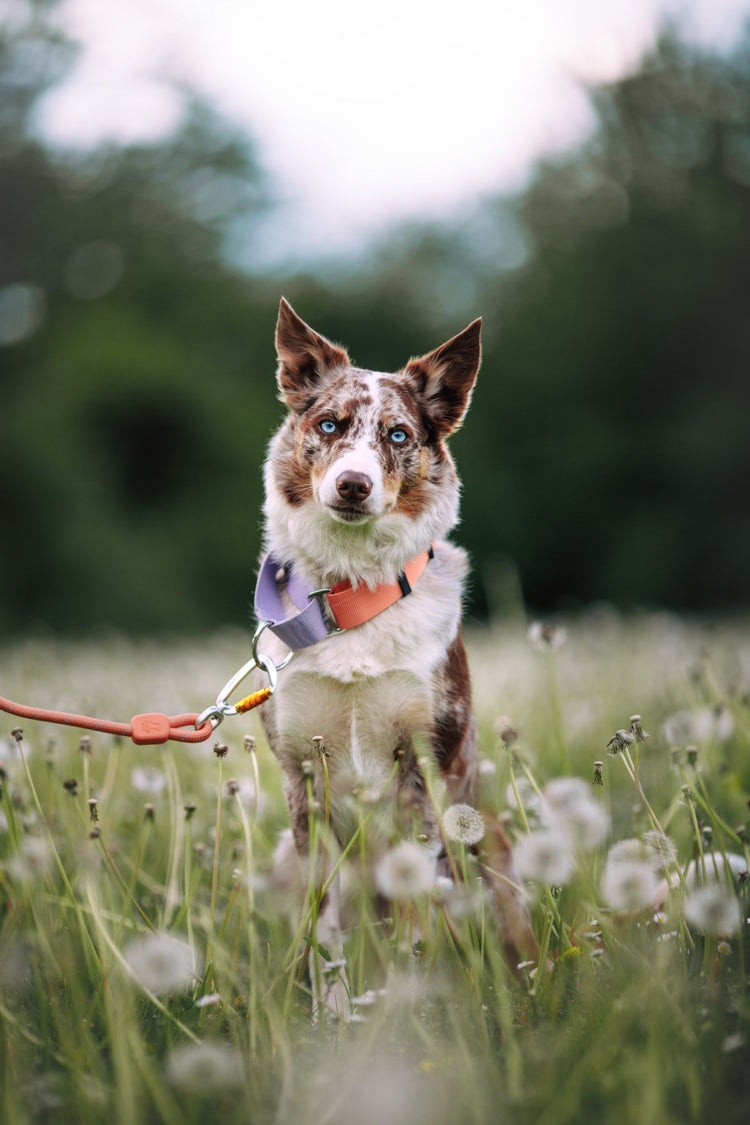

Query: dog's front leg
281,768,350,1021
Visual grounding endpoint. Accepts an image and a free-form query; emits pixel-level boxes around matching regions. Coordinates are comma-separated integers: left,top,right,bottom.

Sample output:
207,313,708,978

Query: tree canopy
1,11,748,633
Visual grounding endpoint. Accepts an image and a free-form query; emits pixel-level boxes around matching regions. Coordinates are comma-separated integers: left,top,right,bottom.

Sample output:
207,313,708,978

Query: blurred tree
459,35,750,615
1,9,749,634
0,3,281,633
324,34,750,619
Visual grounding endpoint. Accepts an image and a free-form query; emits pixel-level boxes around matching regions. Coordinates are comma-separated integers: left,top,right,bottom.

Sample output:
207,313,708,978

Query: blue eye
390,428,408,444
320,419,338,434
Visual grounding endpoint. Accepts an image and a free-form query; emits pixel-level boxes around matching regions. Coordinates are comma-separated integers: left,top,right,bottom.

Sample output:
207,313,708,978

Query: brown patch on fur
275,298,351,413
431,629,477,800
272,422,314,507
404,318,481,436
394,479,432,518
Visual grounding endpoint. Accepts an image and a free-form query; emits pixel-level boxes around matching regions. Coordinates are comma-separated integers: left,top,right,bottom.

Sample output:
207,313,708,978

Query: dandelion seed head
123,932,198,995
601,859,660,911
684,851,748,890
528,622,568,651
541,778,609,852
7,836,53,883
515,830,575,885
495,716,518,746
130,767,166,795
374,842,435,899
442,803,485,846
165,1042,243,1096
684,883,741,936
640,831,678,871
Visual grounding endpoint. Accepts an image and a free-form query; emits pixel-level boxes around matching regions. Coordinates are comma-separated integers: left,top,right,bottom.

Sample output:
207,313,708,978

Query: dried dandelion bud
629,715,648,743
88,798,99,823
144,803,154,821
495,716,518,746
10,728,23,743
607,729,635,756
592,761,604,786
528,622,568,651
184,801,197,820
213,743,229,759
312,735,328,758
63,778,79,797
243,735,255,753
686,745,699,766
79,736,91,756
226,779,240,798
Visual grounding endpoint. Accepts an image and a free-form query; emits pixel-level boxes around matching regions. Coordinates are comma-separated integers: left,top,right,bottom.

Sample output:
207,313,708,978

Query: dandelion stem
207,753,224,971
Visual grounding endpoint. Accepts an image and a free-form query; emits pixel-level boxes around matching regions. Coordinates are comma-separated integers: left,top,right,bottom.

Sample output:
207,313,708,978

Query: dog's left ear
275,297,350,412
404,318,481,435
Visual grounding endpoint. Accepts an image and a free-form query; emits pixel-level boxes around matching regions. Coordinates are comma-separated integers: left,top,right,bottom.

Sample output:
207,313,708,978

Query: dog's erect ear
275,297,350,411
403,318,481,436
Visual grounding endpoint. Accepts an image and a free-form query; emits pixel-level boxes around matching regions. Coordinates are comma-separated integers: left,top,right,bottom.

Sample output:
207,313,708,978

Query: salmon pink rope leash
0,697,215,745
0,657,276,747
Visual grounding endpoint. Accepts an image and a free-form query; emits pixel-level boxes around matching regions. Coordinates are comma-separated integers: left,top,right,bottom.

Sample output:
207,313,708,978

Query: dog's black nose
336,471,373,502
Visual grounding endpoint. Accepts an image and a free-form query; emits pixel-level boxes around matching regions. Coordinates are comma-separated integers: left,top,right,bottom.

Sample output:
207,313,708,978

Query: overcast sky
24,0,750,263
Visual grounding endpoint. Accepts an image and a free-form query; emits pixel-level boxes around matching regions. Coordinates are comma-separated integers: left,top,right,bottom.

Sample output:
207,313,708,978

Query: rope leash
0,625,279,747
0,698,213,744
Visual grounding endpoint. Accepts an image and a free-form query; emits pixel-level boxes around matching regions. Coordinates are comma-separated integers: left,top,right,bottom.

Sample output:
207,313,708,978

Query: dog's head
264,298,481,579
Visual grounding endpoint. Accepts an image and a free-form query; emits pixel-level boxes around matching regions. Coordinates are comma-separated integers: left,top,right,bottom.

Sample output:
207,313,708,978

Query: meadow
1,612,748,1124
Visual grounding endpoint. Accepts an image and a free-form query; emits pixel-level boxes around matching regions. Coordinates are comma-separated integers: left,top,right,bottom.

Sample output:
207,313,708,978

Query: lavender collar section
254,553,333,652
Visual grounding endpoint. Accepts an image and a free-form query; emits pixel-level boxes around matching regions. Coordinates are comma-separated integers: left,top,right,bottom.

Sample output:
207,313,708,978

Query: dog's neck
263,484,458,591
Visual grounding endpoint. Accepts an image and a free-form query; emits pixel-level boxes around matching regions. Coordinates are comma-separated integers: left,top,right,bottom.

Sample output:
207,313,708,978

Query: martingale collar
254,546,434,653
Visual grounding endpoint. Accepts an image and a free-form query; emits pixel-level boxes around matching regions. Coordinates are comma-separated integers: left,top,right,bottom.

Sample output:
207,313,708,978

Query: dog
255,298,537,1014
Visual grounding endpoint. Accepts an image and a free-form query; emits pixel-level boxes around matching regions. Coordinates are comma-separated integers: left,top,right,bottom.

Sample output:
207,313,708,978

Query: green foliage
2,19,750,633
0,616,749,1123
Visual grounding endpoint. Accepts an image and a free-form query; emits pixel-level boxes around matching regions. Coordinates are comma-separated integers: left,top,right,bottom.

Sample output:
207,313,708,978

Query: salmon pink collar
254,547,434,653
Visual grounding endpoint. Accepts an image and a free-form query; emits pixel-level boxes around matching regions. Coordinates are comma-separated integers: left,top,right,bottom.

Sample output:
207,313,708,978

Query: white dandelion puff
684,884,742,936
663,706,734,747
542,777,591,812
7,836,53,883
528,622,568,651
640,831,678,871
515,830,575,886
601,859,660,911
684,851,748,890
130,767,166,795
374,842,435,900
165,1042,244,1095
123,932,198,995
442,803,485,846
541,777,610,852
694,705,734,744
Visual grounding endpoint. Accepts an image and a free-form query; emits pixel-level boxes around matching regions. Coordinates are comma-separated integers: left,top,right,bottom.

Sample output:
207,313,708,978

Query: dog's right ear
275,298,350,412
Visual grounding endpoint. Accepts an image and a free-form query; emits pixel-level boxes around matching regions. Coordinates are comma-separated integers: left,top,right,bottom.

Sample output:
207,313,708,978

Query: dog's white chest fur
262,542,467,786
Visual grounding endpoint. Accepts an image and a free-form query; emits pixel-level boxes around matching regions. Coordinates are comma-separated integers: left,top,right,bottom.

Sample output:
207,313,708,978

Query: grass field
1,613,749,1124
